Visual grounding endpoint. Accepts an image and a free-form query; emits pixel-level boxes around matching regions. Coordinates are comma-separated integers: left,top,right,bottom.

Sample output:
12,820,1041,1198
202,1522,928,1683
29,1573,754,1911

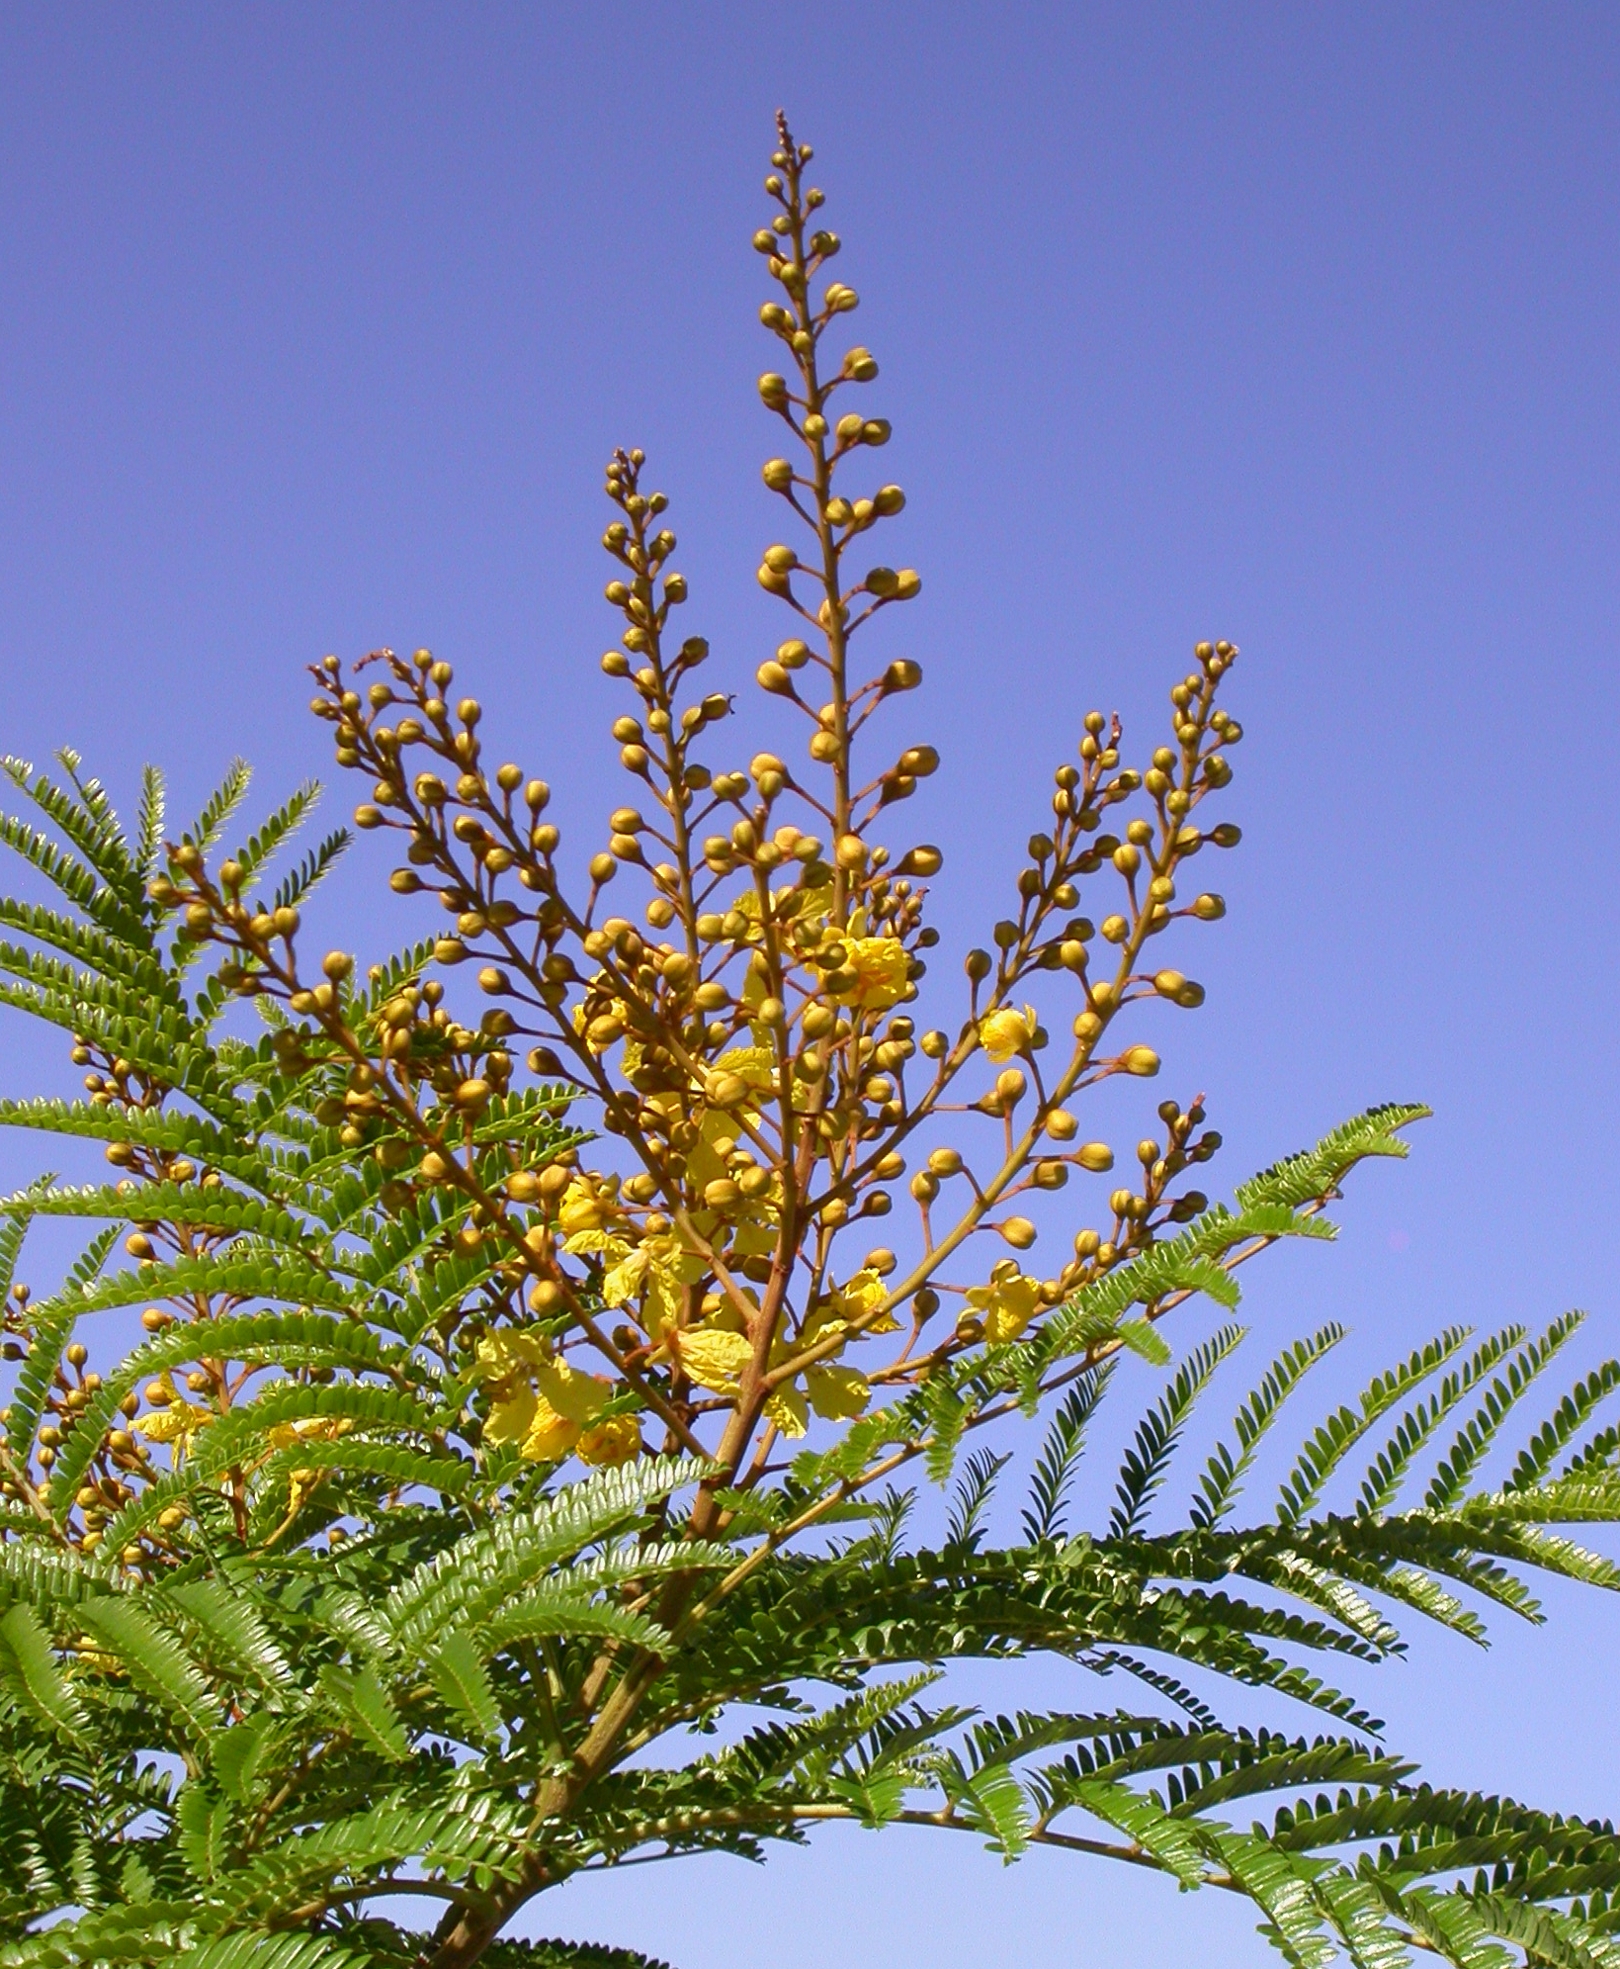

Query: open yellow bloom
135,1400,211,1448
535,1357,612,1425
964,1272,1043,1344
578,1414,643,1466
557,1176,613,1236
829,936,909,1013
979,1004,1038,1064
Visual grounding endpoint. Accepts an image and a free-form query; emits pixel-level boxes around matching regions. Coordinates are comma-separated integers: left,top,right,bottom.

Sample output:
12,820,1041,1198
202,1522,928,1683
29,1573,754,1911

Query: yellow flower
134,1401,210,1448
557,1177,612,1236
829,936,910,1013
979,1004,1038,1063
578,1414,643,1466
836,1267,900,1336
474,1327,549,1389
964,1272,1043,1344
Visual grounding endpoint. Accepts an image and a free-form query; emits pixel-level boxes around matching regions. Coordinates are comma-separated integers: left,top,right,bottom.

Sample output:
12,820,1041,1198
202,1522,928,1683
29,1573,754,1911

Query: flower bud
999,1217,1037,1250
996,1068,1026,1106
758,372,789,405
1122,1046,1160,1077
1045,1108,1077,1141
894,844,942,877
927,1146,963,1177
1076,1142,1114,1172
835,833,867,871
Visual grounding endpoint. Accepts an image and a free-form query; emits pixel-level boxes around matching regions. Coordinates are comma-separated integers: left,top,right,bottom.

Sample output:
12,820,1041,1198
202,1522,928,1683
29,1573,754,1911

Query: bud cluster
116,118,1247,1511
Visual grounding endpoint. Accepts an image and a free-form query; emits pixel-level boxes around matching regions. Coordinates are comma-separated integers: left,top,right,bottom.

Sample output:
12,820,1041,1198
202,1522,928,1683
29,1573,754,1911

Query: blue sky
2,6,1618,1965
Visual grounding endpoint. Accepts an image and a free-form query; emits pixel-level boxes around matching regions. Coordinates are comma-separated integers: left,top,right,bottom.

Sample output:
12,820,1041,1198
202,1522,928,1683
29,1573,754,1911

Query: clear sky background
2,7,1618,1966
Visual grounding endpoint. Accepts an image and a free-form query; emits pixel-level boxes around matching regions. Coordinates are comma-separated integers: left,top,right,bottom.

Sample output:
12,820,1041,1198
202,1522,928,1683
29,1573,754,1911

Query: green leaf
76,1595,213,1733
1278,1327,1473,1523
0,1602,88,1742
1425,1313,1585,1509
428,1627,505,1742
175,1782,232,1885
212,1714,277,1801
317,1660,412,1760
1109,1326,1246,1539
1193,1325,1344,1530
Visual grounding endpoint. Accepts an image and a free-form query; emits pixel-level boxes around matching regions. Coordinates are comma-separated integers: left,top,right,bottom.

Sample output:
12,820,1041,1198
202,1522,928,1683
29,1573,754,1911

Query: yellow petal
805,1363,872,1420
979,1005,1037,1064
764,1383,810,1438
829,936,909,1012
475,1327,549,1384
557,1178,609,1235
677,1327,754,1395
521,1397,581,1463
535,1358,612,1425
602,1244,650,1308
978,1273,1043,1344
485,1388,539,1446
135,1401,209,1445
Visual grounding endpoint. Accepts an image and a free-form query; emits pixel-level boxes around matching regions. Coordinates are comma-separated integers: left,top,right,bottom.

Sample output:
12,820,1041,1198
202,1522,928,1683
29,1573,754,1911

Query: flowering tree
2,116,1619,1969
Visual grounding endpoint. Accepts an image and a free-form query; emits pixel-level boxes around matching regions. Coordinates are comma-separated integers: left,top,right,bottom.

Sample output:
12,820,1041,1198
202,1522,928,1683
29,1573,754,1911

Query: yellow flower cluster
477,1329,641,1467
